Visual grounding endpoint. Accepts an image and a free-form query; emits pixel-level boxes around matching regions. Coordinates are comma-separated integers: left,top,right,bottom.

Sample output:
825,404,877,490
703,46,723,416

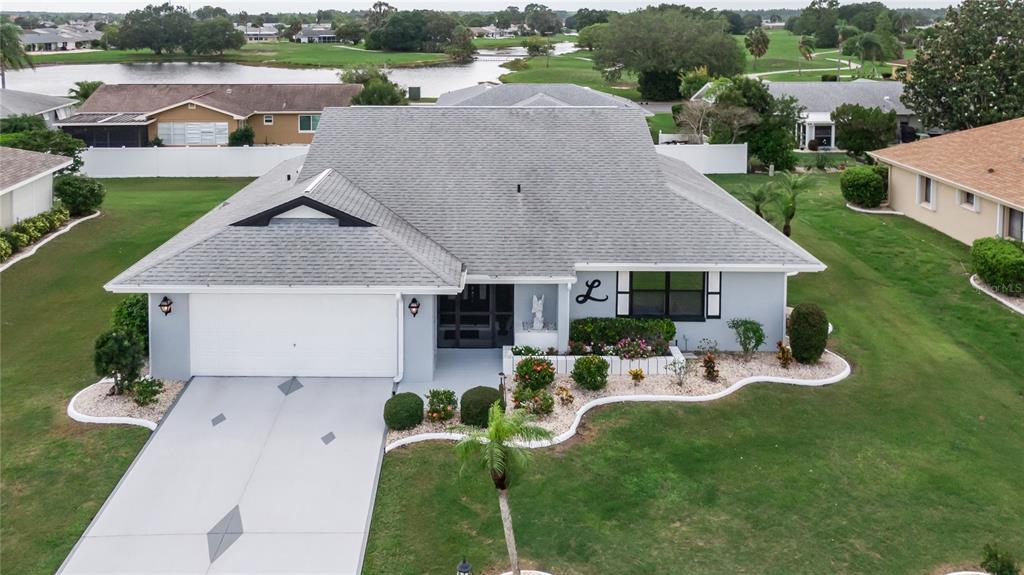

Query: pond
6,42,578,99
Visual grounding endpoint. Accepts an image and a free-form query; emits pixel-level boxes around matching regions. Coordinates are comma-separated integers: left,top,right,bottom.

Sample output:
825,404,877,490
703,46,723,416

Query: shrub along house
0,147,72,228
868,117,1024,245
56,84,361,148
105,106,825,387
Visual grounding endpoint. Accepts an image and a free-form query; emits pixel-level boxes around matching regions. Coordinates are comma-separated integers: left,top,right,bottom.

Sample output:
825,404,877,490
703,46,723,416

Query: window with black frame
624,271,705,321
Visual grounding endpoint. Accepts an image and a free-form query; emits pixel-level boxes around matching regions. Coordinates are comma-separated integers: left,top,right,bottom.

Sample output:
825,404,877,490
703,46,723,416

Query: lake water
6,42,578,99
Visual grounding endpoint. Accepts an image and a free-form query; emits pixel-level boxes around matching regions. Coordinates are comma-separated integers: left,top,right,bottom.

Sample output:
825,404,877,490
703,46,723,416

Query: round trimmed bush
972,237,1024,296
54,174,105,216
383,392,423,431
0,237,11,262
840,165,886,208
460,386,502,427
789,303,829,364
571,355,609,391
514,356,555,392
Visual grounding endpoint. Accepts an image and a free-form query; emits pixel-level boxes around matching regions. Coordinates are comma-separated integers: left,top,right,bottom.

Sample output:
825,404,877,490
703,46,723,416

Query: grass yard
473,34,575,50
499,51,639,101
29,41,448,68
737,29,837,75
646,112,677,143
0,178,249,574
363,173,1024,574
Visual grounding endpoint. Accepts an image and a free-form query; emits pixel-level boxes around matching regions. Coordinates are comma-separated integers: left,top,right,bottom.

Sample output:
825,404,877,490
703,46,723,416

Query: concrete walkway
58,376,392,575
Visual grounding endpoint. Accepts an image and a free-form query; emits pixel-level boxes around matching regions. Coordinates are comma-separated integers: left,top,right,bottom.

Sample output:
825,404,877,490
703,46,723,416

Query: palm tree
744,27,769,71
0,22,33,90
742,183,774,221
68,80,104,104
773,172,808,237
856,33,883,77
455,403,553,575
797,35,815,76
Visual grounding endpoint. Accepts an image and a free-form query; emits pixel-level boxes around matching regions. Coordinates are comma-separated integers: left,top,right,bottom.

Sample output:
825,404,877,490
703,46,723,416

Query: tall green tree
903,0,1024,130
367,1,396,31
118,3,194,55
446,25,477,63
773,172,809,237
194,5,229,20
0,22,33,89
189,16,245,55
525,5,561,36
744,27,770,71
68,80,104,104
831,103,897,161
455,403,553,575
711,77,801,170
350,78,406,105
575,22,607,51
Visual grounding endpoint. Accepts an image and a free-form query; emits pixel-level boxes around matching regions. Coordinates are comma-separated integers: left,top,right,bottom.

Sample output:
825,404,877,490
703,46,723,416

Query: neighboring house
56,83,361,147
761,21,787,29
437,83,653,116
0,89,77,128
106,106,824,383
868,117,1024,245
235,23,280,42
469,26,489,37
293,24,337,43
766,80,918,150
0,147,72,228
19,26,102,51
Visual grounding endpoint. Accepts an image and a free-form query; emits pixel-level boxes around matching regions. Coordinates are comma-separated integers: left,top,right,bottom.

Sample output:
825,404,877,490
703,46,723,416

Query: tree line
102,3,244,55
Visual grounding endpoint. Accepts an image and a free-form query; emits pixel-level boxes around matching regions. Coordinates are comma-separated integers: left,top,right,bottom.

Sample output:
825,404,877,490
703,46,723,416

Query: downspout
394,293,404,385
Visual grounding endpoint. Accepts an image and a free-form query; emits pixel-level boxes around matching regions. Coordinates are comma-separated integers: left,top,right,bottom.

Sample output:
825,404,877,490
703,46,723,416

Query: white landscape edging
970,274,1024,316
385,349,851,453
845,203,904,215
0,211,101,273
67,378,158,431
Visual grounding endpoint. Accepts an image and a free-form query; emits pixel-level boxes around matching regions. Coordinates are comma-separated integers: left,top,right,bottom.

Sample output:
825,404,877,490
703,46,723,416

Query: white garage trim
189,293,398,377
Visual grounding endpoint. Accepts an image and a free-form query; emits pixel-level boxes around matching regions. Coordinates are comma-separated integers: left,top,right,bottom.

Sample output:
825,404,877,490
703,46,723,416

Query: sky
2,0,955,12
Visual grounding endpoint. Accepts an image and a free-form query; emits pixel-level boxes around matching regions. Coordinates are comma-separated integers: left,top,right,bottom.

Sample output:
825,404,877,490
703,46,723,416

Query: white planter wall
80,145,309,178
655,143,748,174
504,346,684,377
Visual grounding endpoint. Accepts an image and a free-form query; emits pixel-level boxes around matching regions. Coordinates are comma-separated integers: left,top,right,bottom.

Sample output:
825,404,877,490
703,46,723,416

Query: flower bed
69,378,185,427
503,346,685,376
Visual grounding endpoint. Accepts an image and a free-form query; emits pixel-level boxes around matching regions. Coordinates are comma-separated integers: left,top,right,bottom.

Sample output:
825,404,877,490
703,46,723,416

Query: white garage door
189,293,397,377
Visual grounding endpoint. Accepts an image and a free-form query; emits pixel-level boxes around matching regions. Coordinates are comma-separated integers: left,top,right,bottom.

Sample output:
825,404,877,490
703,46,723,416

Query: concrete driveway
59,376,393,575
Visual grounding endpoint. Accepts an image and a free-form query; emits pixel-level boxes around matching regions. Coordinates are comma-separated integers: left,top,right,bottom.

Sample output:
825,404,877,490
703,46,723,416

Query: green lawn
738,29,838,75
363,173,1024,574
0,178,249,574
30,41,449,68
500,50,639,101
646,112,677,143
473,34,575,50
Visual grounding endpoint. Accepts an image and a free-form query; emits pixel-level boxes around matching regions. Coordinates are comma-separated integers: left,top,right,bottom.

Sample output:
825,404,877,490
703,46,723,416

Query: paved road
58,376,392,574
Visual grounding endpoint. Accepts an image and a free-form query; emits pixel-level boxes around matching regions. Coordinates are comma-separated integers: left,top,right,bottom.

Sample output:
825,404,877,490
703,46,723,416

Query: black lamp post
457,558,472,575
408,298,420,317
158,296,173,315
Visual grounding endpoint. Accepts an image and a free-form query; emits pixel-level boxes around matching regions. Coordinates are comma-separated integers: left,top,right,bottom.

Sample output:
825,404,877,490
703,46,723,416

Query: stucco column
557,283,571,351
830,124,836,149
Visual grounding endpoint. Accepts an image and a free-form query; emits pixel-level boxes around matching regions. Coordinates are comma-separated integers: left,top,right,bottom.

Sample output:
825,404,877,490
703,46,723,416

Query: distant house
761,20,787,29
869,117,1024,245
56,84,361,147
765,80,918,150
293,24,337,43
19,26,101,51
0,89,77,128
437,83,652,116
235,23,280,42
469,26,489,38
0,147,72,228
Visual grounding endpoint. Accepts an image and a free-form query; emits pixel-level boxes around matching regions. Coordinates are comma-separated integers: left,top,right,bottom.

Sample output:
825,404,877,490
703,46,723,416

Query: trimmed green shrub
94,329,145,395
55,174,105,216
840,165,887,208
383,392,423,430
114,294,149,352
511,385,554,416
2,230,29,251
569,317,676,349
789,303,829,364
425,388,457,423
972,237,1024,296
132,377,164,407
981,543,1020,575
228,124,255,146
0,237,11,262
460,386,502,427
571,355,609,391
514,356,555,392
0,113,47,133
727,318,766,358
510,345,541,356
821,74,839,82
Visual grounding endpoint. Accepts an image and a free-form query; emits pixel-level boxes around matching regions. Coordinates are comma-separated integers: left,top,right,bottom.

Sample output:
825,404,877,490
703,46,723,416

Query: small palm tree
68,80,104,104
773,172,808,237
0,22,33,90
797,36,815,76
744,27,770,71
455,402,553,575
741,183,774,221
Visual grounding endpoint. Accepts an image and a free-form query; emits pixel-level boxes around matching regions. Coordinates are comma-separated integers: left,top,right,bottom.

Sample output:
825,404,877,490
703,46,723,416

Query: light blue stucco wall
402,294,436,383
569,271,617,320
149,293,190,381
513,284,558,331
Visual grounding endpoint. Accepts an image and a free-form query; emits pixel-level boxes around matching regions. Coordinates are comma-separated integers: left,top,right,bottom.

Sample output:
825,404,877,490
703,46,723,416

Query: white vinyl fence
80,145,309,178
655,143,748,174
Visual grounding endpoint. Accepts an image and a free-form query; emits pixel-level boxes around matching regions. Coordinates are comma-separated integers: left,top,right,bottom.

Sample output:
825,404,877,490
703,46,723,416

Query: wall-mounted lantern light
158,296,174,316
408,298,420,317
457,558,472,575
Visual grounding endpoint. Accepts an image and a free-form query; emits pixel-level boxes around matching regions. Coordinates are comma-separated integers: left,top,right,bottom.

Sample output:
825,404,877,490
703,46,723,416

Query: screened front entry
438,284,514,348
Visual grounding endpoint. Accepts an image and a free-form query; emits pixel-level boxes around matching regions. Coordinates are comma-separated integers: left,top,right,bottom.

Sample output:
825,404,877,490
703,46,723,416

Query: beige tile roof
870,117,1024,209
0,147,72,192
78,84,362,118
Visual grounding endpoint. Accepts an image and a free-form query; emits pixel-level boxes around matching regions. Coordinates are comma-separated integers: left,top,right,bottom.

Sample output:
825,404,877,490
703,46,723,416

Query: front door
438,284,513,348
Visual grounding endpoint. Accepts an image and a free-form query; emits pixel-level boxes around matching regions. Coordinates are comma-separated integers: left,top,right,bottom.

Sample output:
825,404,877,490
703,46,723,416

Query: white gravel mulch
388,351,847,441
972,275,1024,314
72,379,185,425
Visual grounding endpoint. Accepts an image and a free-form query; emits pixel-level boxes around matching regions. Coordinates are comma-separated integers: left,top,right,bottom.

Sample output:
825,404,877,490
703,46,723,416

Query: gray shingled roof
0,89,75,118
0,147,73,192
109,107,823,290
437,83,652,115
767,80,911,115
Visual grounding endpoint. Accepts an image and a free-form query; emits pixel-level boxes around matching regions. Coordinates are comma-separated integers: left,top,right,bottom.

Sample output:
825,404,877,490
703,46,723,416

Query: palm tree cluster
742,172,809,237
